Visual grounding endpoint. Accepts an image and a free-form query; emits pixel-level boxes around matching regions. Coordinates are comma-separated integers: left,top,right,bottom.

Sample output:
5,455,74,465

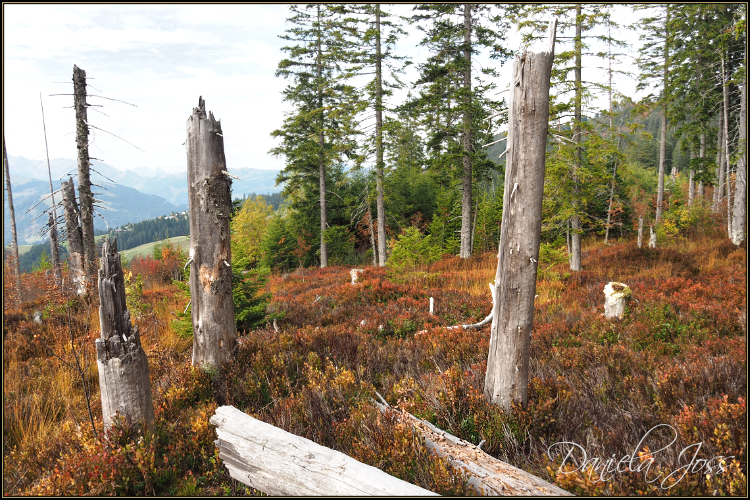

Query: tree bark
484,20,556,410
375,6,387,267
637,215,644,248
3,136,21,291
186,97,236,369
95,238,155,431
73,65,97,279
655,6,670,227
731,49,746,246
722,55,733,238
714,108,725,210
569,4,583,272
459,3,473,259
62,177,86,294
688,150,695,206
317,6,328,268
698,132,706,198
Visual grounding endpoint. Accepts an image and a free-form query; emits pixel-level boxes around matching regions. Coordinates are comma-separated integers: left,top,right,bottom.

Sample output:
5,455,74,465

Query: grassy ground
2,234,746,496
118,236,190,262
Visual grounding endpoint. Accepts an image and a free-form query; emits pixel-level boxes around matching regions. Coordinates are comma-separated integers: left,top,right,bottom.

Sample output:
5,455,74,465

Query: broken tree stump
485,20,557,409
210,405,437,496
62,177,86,294
603,282,631,320
350,268,363,285
95,238,155,431
186,97,236,368
374,401,571,496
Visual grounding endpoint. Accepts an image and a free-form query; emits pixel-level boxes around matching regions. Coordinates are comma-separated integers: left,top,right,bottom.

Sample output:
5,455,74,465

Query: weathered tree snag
688,150,696,206
654,6,670,232
3,136,21,291
373,401,571,496
47,212,62,285
73,65,97,279
62,177,86,294
96,238,155,431
484,21,556,410
186,97,236,369
210,405,437,496
649,224,657,248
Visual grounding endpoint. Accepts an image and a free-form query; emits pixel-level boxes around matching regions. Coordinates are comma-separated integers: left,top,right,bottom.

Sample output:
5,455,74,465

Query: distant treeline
102,213,190,251
233,192,284,211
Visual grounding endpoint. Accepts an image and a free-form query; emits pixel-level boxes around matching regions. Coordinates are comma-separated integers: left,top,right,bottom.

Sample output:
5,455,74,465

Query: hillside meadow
2,234,746,496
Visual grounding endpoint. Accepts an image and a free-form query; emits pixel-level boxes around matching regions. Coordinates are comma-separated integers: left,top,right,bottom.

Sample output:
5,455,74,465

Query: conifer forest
3,4,747,496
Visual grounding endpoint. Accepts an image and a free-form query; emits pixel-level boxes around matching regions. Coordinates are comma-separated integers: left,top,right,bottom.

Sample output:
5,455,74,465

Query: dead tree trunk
47,212,62,285
73,65,97,279
484,21,556,410
210,405,436,496
3,136,21,291
62,177,86,294
698,132,706,198
95,238,155,431
186,97,236,369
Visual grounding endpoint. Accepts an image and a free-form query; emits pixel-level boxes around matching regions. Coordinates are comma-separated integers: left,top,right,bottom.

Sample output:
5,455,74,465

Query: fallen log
374,399,571,496
210,405,438,496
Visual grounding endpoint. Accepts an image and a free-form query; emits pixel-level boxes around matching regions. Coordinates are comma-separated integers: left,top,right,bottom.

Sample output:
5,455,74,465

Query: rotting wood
484,20,557,410
186,97,236,369
95,238,155,431
62,177,86,294
373,400,572,496
210,405,438,496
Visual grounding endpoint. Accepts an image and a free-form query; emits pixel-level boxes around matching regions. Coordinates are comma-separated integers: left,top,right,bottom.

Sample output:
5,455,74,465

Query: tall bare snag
484,20,556,410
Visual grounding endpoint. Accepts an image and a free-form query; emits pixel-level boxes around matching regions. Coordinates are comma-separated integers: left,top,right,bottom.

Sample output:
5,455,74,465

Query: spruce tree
407,4,511,258
270,5,360,268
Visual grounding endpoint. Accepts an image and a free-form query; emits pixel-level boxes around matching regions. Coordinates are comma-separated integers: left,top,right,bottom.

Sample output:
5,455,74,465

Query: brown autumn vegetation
2,233,746,496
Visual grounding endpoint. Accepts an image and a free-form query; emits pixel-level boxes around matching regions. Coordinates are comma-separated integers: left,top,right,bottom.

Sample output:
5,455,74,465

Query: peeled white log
350,268,364,285
210,405,438,496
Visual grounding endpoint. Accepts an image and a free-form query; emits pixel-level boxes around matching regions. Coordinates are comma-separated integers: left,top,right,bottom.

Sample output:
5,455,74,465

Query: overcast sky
3,4,645,176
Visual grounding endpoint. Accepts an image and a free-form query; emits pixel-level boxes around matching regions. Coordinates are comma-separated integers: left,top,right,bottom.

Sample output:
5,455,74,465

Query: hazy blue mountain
4,154,281,245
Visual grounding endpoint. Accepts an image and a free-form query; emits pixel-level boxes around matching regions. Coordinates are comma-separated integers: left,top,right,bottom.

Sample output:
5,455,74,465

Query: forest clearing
2,234,746,495
3,3,747,497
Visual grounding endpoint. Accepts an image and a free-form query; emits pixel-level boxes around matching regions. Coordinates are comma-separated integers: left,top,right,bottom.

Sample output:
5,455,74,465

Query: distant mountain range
3,155,281,245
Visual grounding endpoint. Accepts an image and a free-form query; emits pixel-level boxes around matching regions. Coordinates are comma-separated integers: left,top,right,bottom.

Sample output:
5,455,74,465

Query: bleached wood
484,20,557,410
210,405,437,496
374,402,571,496
96,238,155,431
186,97,236,368
62,177,86,294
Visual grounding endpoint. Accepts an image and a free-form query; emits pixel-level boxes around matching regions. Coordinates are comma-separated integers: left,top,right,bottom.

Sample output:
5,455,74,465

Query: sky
3,4,646,176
